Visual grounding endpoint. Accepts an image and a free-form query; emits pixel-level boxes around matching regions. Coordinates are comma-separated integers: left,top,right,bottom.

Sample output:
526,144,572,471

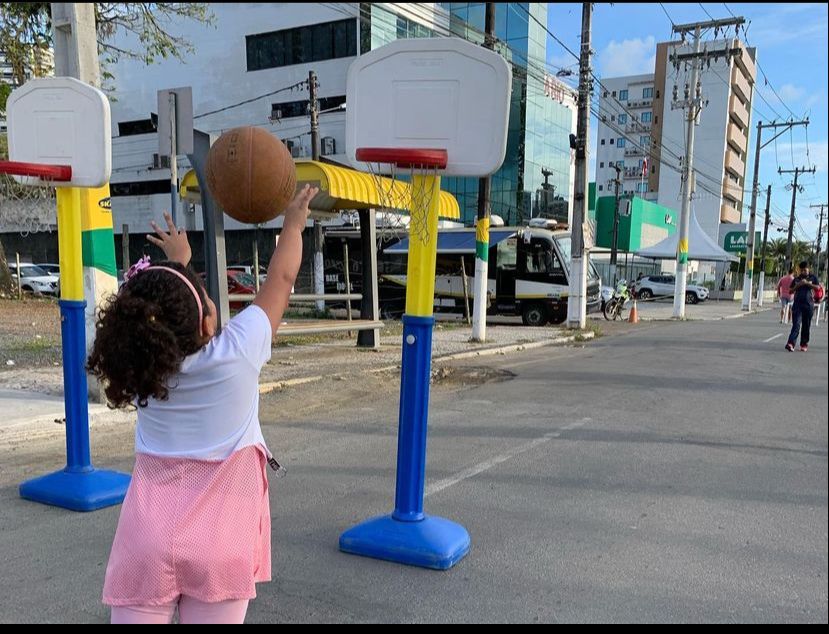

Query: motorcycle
603,279,633,321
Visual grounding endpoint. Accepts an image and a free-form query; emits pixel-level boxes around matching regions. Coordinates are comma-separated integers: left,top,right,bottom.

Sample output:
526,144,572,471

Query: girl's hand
282,184,318,234
146,212,192,267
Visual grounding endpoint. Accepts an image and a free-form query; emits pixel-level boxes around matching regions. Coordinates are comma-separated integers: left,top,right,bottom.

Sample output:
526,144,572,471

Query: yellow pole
405,175,441,317
56,187,84,301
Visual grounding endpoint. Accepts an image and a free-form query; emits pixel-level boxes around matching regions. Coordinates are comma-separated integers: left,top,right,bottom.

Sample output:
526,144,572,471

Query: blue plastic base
19,468,131,512
339,514,470,570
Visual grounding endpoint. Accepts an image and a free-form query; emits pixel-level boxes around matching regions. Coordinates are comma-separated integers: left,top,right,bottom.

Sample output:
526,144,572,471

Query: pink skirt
103,445,271,606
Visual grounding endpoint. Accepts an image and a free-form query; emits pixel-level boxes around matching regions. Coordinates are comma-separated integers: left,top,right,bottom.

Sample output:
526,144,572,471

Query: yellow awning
180,160,460,221
294,160,460,220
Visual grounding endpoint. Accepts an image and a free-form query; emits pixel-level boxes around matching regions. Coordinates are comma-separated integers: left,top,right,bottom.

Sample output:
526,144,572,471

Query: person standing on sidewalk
87,185,317,623
785,261,820,352
777,268,795,323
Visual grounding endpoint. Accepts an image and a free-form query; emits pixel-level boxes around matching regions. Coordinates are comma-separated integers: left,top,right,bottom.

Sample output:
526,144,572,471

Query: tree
0,3,213,85
0,3,213,294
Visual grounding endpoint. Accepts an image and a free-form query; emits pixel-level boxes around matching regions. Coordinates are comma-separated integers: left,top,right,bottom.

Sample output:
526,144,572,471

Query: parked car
227,264,267,287
8,263,60,296
636,275,709,304
199,270,257,310
35,263,60,276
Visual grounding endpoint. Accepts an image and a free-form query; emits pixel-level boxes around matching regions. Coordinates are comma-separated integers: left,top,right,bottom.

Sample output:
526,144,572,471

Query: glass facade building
360,3,576,225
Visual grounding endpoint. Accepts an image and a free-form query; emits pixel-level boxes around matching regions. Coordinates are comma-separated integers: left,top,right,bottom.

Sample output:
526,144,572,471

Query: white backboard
7,77,111,187
346,38,512,177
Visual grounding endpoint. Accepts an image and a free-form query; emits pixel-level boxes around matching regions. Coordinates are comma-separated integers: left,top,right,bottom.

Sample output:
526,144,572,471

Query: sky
545,3,829,245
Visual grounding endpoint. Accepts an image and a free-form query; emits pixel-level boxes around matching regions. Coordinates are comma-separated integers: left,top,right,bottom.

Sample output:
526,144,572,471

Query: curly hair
87,261,210,408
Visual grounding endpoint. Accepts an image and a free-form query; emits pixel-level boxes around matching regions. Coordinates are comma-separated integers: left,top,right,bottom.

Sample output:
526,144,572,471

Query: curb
0,405,135,447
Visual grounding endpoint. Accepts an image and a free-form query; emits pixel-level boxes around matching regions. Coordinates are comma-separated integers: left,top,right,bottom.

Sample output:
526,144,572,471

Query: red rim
356,148,448,169
0,160,72,182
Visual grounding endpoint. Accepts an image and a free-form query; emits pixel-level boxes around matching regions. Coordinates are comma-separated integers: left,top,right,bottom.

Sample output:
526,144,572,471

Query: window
118,118,156,136
654,115,659,124
636,182,647,193
600,162,604,168
610,138,614,145
640,135,650,147
641,112,652,123
111,180,173,197
619,89,628,101
618,113,627,124
497,238,517,271
643,87,654,99
601,139,605,145
272,95,345,119
598,185,604,191
246,18,357,71
617,138,625,147
612,90,616,97
617,160,625,169
611,115,615,122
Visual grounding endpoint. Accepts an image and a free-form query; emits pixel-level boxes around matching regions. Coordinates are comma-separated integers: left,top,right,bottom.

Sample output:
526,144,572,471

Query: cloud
597,36,656,77
747,4,827,48
776,84,805,103
777,141,829,174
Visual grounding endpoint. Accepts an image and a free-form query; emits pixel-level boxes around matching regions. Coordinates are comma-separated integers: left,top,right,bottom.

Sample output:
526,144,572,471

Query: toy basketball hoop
3,76,127,512
340,38,511,570
356,147,447,245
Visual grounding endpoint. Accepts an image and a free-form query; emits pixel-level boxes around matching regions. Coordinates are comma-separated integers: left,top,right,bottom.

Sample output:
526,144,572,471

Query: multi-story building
594,73,657,203
103,2,577,233
595,37,756,246
440,3,577,225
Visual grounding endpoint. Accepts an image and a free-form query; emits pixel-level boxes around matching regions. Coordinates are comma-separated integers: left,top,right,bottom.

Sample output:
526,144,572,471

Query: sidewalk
0,321,595,442
0,300,771,440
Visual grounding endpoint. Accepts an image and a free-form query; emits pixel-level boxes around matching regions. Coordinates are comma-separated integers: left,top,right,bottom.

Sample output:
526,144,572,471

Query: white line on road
763,333,783,343
424,420,588,498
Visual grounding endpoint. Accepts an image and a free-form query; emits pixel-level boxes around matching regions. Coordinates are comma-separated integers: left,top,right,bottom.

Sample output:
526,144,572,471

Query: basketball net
362,160,441,247
0,172,58,236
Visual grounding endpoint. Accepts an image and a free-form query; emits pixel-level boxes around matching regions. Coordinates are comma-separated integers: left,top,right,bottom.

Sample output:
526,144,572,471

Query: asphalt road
0,310,825,623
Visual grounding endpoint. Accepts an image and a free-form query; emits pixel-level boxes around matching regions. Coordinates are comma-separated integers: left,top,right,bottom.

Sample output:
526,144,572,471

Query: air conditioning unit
321,136,336,156
152,153,171,169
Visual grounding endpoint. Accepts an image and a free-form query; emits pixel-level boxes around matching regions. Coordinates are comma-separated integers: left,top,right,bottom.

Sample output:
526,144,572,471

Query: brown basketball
205,126,296,224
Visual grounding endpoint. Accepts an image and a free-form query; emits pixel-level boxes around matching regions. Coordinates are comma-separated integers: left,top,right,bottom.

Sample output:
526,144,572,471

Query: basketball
205,126,297,224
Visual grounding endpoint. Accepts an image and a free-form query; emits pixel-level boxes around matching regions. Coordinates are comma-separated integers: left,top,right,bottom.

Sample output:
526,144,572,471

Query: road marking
763,333,783,343
424,420,588,497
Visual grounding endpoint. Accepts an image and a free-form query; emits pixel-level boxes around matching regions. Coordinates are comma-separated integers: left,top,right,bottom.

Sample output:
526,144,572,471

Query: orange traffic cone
628,299,639,324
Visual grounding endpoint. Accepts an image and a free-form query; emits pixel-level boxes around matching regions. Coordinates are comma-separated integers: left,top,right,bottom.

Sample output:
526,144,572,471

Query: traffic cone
628,299,639,324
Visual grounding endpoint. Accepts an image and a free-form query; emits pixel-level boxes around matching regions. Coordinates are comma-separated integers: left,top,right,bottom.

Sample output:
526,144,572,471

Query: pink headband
125,256,205,336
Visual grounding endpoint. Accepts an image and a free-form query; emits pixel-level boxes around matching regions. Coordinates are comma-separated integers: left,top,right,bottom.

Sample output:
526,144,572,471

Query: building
102,2,577,236
595,37,756,248
441,3,577,225
594,73,657,203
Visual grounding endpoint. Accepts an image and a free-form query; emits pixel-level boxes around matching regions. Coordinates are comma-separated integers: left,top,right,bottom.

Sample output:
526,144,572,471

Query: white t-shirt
135,304,273,460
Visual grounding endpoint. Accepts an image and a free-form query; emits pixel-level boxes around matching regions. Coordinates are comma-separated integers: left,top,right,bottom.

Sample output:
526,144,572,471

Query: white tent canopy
634,211,738,262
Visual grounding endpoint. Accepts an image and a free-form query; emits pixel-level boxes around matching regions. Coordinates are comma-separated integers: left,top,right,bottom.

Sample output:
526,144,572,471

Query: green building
593,195,677,252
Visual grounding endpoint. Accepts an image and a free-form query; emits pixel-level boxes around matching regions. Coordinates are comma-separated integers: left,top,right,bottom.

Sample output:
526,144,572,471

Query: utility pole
757,185,771,306
779,166,816,270
566,2,592,330
669,16,744,318
811,203,827,280
742,118,809,311
609,164,622,285
471,2,496,342
309,70,325,312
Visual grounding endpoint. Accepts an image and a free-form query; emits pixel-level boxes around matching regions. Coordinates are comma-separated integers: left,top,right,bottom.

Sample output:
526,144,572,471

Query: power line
193,80,308,120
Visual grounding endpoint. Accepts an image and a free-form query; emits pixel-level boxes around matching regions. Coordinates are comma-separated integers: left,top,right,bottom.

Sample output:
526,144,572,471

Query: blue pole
392,315,434,522
60,299,93,472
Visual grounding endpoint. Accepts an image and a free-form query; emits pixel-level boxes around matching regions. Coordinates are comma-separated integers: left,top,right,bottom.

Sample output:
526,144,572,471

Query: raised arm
253,184,318,334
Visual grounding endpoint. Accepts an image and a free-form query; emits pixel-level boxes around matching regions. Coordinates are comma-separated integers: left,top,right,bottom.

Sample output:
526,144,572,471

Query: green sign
724,231,762,253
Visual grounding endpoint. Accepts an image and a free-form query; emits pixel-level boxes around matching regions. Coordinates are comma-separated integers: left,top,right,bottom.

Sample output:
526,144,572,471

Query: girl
88,185,318,624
